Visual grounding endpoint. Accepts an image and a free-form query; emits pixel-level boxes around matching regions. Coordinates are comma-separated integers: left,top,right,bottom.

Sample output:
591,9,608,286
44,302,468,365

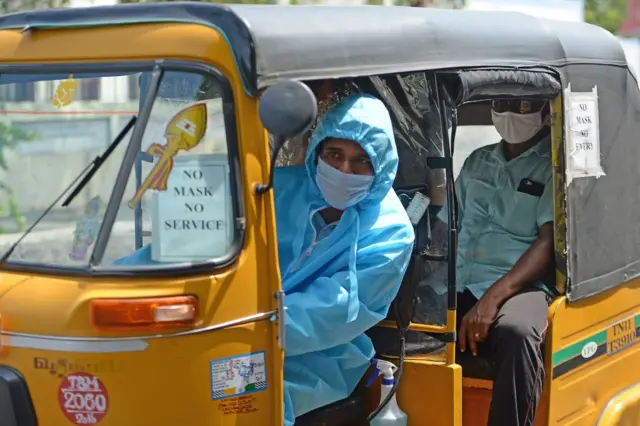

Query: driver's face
318,138,373,176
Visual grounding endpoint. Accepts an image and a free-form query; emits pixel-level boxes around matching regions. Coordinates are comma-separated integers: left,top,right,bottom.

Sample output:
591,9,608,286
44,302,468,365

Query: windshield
0,66,237,270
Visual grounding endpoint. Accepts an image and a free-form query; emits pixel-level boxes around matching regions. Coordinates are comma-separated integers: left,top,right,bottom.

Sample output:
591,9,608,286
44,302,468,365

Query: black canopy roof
0,2,628,93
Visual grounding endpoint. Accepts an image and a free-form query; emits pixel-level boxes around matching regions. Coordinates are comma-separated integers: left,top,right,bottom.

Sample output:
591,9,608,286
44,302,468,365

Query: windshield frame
0,60,244,277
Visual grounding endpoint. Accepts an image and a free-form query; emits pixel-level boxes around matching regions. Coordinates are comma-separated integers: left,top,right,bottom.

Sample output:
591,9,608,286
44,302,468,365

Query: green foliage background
585,0,628,34
0,123,36,232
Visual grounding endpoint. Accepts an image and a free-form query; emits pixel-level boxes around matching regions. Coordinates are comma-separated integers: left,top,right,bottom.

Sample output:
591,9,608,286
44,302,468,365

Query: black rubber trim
423,331,456,343
434,81,459,313
426,156,452,170
0,365,38,426
421,252,447,262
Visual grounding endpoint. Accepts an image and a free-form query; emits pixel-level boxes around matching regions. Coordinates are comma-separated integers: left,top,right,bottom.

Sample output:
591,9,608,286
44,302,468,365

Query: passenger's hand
458,297,499,356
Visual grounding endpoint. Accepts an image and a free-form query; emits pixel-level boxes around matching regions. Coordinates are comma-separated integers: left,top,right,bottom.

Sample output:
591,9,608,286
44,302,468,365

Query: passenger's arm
283,226,414,357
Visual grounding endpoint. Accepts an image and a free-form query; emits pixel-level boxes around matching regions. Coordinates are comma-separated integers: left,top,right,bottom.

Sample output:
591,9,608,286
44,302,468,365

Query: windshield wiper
62,115,137,207
0,115,137,268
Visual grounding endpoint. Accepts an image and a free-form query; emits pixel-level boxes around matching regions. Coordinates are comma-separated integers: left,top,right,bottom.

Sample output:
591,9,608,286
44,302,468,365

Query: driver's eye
322,151,341,160
520,101,533,113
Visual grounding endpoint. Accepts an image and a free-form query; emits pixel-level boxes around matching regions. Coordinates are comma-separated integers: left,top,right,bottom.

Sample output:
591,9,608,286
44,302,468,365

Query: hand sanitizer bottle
370,359,408,426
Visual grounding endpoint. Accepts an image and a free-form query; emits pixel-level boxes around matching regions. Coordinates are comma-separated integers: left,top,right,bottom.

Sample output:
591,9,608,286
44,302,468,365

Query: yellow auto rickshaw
0,3,638,426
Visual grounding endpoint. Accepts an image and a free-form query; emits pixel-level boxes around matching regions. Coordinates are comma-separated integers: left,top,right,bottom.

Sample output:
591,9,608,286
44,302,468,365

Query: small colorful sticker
52,75,79,108
69,196,104,261
210,351,268,400
128,102,208,209
58,372,109,425
581,341,598,359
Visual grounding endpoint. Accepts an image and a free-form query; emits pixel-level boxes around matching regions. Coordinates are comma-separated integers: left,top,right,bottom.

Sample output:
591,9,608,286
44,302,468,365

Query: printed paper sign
564,85,605,183
58,372,109,425
210,351,268,400
151,154,232,263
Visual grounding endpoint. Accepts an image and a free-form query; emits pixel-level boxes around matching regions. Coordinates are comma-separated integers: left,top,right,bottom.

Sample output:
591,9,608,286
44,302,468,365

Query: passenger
275,94,414,425
112,94,415,426
435,98,554,426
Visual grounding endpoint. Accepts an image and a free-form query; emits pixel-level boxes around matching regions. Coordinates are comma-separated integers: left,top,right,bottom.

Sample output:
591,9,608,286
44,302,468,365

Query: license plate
606,316,637,355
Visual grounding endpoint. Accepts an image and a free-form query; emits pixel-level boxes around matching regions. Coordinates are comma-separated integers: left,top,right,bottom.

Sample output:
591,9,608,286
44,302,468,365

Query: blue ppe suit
275,94,414,425
112,244,155,265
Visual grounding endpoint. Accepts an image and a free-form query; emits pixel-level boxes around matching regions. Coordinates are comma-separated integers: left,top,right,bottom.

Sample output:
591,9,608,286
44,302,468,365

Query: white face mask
491,110,544,144
315,158,374,210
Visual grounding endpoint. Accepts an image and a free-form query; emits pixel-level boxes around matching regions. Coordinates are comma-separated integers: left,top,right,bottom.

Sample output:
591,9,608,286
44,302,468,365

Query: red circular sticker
58,372,109,425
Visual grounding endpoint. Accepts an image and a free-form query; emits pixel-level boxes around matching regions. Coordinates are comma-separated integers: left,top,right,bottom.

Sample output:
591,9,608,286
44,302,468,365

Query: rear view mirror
259,80,317,140
254,80,317,195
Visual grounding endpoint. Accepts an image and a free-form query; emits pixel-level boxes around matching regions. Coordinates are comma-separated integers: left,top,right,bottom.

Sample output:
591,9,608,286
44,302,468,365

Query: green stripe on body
552,330,606,367
552,343,607,378
551,313,640,378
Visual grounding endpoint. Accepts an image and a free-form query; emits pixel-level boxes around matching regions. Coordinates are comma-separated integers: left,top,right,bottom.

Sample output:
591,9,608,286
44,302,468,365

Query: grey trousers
457,289,551,426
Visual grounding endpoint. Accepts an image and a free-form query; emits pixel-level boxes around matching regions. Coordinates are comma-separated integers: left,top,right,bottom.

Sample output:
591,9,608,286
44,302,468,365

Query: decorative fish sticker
128,102,208,209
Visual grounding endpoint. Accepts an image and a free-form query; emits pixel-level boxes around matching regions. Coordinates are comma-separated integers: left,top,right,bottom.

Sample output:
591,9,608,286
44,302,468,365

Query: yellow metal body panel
597,382,640,426
396,357,462,426
548,280,640,426
0,23,283,426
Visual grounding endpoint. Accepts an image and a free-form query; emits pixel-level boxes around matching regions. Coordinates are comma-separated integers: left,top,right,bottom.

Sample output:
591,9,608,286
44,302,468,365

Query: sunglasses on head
491,99,546,114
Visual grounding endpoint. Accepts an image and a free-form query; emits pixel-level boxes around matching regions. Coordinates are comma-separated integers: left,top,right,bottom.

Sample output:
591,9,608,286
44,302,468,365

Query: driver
276,94,414,425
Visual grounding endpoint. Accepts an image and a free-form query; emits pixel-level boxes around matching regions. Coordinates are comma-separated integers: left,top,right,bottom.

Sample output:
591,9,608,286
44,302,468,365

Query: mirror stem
255,135,286,195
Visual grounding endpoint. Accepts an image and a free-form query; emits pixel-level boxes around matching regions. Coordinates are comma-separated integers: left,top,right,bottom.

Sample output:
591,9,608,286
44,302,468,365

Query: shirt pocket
503,191,540,237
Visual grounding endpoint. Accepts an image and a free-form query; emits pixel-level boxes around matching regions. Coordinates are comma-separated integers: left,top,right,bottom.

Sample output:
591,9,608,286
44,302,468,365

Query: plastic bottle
370,359,408,426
